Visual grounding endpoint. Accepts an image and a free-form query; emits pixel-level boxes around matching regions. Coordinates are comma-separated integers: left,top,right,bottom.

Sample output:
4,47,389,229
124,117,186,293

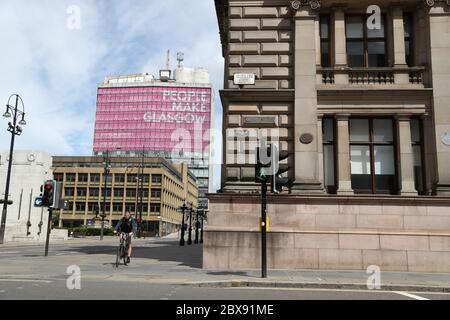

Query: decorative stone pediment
290,0,321,10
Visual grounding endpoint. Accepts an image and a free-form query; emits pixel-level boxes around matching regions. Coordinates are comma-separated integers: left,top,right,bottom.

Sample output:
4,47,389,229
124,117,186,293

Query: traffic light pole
44,208,53,257
261,181,267,279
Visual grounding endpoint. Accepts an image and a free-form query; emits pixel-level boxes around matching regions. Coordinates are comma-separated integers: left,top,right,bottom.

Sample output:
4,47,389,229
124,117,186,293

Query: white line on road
394,291,430,300
0,251,20,254
0,279,53,284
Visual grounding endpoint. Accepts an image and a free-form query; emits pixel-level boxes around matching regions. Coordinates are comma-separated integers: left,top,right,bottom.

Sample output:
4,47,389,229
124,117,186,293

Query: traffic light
255,146,271,183
270,144,291,193
42,180,56,207
0,199,13,205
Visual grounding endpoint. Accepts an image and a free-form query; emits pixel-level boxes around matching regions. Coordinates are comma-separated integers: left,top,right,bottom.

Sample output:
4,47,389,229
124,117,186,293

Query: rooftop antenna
166,49,170,70
177,52,184,69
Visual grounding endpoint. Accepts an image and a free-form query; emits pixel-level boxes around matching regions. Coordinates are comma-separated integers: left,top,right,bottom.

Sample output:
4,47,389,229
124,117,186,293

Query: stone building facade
0,150,67,243
206,0,450,272
53,156,198,236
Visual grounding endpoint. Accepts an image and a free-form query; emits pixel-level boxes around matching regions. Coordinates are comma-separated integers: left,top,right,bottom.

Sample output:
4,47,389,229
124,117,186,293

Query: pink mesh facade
93,86,212,153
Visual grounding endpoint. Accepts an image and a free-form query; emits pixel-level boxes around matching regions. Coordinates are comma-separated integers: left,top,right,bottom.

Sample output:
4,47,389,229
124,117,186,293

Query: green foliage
68,227,115,237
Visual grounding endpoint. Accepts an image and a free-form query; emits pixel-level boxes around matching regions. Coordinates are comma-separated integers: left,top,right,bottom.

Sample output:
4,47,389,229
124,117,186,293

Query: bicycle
115,232,131,268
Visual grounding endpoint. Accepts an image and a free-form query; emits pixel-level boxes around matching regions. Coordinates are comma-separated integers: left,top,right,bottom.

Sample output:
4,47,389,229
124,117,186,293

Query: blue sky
0,0,224,189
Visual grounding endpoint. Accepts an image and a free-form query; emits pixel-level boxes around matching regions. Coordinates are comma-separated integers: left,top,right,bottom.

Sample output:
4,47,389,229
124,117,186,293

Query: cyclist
114,210,137,264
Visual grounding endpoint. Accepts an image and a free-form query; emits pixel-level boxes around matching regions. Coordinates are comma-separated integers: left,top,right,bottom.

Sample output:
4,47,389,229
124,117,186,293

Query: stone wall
204,194,450,272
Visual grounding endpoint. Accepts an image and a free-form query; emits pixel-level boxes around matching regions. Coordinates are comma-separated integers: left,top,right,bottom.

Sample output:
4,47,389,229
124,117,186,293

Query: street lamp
199,210,208,244
187,206,193,245
0,94,26,245
177,203,188,246
194,210,200,244
101,150,110,241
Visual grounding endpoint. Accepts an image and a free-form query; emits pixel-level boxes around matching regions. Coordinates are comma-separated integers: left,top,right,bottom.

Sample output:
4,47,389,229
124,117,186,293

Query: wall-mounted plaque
441,132,450,146
233,73,256,86
300,133,314,144
243,116,277,126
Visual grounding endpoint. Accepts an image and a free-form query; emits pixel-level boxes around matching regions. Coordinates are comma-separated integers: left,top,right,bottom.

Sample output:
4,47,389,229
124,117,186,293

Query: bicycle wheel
115,244,122,268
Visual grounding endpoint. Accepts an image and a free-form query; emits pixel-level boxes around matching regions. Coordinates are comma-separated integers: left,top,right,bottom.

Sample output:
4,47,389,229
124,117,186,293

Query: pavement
1,234,450,300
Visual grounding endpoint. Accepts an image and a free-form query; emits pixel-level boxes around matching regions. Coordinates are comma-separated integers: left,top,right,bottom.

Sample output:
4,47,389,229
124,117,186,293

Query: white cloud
0,0,224,190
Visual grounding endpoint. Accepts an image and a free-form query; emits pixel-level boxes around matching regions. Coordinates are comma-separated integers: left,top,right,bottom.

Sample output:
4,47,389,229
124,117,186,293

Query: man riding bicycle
114,210,137,264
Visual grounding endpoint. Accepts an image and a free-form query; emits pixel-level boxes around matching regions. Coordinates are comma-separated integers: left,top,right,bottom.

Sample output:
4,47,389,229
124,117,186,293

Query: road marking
0,251,20,254
394,291,430,300
0,279,53,284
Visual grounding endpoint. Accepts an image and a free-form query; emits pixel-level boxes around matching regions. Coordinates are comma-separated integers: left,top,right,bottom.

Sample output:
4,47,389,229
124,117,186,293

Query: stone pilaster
397,116,418,196
336,115,353,195
392,6,410,84
291,8,324,194
333,7,349,85
428,4,450,195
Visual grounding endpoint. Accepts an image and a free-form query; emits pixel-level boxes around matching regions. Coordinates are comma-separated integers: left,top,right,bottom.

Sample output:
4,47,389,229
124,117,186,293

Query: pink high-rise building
93,69,215,209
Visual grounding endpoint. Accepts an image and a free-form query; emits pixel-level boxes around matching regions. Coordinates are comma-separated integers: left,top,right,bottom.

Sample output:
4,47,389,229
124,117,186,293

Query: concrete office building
0,150,67,243
206,0,450,272
53,156,198,236
93,68,215,210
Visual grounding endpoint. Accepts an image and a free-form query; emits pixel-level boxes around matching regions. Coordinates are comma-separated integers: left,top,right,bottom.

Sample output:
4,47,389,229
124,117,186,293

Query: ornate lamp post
187,206,193,245
0,94,27,245
194,210,200,244
177,203,188,246
200,210,207,244
101,150,110,241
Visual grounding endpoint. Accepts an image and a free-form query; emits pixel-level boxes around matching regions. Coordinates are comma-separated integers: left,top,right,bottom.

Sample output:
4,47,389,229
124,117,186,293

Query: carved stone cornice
424,0,450,7
290,0,321,11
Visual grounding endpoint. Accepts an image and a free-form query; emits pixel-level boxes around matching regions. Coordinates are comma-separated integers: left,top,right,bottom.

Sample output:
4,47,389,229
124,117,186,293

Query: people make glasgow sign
144,89,210,124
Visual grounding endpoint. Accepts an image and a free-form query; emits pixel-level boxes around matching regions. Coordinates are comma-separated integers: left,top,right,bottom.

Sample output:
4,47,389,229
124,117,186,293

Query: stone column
392,6,409,84
315,14,322,84
336,115,353,195
428,4,450,195
333,7,349,84
397,116,418,196
292,8,324,193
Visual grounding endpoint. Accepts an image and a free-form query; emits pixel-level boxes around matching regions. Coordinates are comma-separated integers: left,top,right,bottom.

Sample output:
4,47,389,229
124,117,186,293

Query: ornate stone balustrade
317,66,426,86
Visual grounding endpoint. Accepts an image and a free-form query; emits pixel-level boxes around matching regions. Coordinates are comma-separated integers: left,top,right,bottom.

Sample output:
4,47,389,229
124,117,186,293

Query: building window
90,174,101,183
66,174,76,182
346,15,386,67
126,189,137,198
322,118,336,194
320,15,331,67
125,203,136,212
54,173,64,182
113,203,123,213
151,204,161,213
152,175,162,183
102,189,112,197
350,118,397,194
65,188,75,197
411,118,424,194
75,202,86,212
76,188,87,197
127,174,138,183
88,203,99,213
151,189,162,198
115,174,125,183
114,189,124,198
89,188,99,197
404,13,413,66
78,174,88,182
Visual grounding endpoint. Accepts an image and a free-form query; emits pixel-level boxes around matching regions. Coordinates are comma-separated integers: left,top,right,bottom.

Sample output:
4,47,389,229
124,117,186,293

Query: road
1,237,449,300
